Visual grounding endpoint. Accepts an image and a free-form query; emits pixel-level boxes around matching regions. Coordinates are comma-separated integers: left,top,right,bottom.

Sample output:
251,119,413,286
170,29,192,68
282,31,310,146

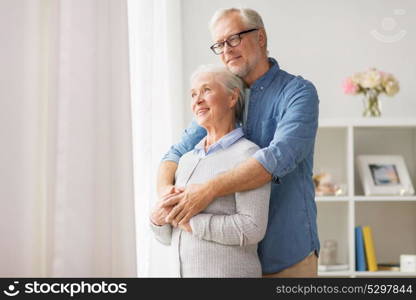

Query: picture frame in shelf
357,155,415,196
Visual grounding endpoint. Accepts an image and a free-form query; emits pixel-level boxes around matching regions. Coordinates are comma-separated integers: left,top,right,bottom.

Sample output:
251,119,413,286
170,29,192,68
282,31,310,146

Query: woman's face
191,73,236,128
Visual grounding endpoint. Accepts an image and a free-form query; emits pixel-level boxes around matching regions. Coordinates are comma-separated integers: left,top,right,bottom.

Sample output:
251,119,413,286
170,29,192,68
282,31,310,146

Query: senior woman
150,65,271,278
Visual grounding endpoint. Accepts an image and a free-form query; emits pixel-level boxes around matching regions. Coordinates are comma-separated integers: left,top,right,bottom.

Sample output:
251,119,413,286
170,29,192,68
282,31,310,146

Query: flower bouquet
343,68,399,117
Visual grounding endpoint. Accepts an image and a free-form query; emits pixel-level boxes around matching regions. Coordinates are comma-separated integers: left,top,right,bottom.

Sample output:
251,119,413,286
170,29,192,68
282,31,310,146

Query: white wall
181,0,416,123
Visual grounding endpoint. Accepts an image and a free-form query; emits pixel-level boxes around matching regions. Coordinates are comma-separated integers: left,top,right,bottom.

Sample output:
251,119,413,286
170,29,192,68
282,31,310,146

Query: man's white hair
209,7,268,54
191,64,245,122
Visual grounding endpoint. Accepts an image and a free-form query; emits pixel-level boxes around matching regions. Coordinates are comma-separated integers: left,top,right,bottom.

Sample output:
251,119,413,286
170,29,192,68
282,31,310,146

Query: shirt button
272,176,280,184
260,86,264,90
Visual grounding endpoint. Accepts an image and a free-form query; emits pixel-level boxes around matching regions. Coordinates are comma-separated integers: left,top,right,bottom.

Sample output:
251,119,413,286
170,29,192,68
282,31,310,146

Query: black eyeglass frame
210,28,259,55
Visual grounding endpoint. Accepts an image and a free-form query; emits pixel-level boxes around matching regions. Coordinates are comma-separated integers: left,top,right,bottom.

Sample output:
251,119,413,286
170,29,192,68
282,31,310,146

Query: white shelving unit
315,118,416,277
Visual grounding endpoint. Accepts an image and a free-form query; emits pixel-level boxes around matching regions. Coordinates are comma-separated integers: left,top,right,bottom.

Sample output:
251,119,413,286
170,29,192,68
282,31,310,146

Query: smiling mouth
227,56,241,64
197,108,209,116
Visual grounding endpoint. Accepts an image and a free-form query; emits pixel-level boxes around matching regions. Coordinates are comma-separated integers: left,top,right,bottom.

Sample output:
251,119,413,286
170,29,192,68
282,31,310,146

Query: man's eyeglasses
210,28,259,55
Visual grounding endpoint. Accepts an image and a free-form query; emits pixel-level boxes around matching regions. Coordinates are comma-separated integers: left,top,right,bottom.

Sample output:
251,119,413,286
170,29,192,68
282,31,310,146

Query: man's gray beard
228,64,250,79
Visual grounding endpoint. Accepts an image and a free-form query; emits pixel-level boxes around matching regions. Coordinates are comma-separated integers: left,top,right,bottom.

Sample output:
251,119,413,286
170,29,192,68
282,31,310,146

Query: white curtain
0,0,136,277
128,0,184,277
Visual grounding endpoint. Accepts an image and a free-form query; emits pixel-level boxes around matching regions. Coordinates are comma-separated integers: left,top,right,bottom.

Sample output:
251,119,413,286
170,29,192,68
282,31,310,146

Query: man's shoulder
272,69,318,105
268,65,317,98
277,68,315,90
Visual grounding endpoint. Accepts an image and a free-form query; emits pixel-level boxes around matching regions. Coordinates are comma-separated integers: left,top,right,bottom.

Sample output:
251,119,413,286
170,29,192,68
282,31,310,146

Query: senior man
158,8,320,277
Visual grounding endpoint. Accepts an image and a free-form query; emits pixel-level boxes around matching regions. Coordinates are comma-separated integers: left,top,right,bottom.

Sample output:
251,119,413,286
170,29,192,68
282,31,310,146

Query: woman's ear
229,88,239,108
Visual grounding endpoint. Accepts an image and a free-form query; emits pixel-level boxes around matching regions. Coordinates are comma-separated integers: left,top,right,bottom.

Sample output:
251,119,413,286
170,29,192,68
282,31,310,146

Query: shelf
316,196,416,202
353,271,416,277
316,196,350,202
318,271,353,277
319,118,416,128
319,271,416,277
315,121,416,278
354,196,416,202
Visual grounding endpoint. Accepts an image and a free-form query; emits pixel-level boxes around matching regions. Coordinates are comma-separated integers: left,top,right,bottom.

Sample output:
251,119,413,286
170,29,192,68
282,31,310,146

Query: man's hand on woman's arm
150,198,174,226
163,157,272,226
151,185,188,226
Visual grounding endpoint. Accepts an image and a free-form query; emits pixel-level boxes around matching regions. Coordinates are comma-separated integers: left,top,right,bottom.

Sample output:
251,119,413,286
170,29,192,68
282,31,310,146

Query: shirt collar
251,57,280,91
194,127,244,156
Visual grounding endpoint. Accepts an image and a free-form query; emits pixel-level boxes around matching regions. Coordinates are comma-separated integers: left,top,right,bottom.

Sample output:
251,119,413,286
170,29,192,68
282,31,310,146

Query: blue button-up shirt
162,58,320,273
194,127,244,157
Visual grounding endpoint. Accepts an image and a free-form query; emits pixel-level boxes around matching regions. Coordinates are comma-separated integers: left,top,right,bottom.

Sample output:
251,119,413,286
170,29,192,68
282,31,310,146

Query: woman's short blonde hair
191,65,245,122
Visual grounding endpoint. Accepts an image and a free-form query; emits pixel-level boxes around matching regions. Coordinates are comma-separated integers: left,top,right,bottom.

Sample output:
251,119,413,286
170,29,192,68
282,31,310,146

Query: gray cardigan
151,138,271,277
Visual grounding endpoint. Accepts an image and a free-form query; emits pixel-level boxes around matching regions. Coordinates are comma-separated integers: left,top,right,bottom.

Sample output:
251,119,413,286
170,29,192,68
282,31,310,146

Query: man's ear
258,29,266,48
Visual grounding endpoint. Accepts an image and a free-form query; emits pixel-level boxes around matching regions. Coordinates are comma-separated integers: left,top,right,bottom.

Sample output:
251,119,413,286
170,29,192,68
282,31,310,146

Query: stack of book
355,225,378,271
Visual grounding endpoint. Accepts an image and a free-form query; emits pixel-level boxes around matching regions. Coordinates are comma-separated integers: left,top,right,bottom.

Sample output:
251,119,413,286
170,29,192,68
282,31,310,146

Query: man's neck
244,57,270,87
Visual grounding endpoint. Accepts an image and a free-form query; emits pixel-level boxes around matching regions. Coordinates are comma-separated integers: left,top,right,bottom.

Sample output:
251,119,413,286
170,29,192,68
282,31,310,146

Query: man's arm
157,120,206,197
251,78,319,182
157,161,178,198
189,180,271,246
164,158,271,225
164,78,319,226
208,157,271,196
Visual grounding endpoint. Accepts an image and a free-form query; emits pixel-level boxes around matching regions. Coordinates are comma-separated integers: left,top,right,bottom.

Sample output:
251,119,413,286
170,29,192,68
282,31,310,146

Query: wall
181,0,416,123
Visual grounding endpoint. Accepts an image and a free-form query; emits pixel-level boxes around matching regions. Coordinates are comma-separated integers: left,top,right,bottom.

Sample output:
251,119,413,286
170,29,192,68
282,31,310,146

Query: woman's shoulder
228,137,260,156
178,149,198,163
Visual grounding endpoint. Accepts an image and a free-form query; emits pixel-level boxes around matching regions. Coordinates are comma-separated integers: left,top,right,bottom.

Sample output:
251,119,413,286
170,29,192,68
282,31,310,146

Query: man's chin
227,65,248,78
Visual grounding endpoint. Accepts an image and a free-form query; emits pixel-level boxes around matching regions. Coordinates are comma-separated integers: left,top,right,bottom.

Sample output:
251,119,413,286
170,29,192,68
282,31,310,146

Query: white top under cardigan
151,138,271,277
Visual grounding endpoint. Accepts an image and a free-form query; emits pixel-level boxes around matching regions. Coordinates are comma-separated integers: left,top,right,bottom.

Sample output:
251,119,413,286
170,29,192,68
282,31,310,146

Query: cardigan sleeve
149,221,172,246
190,181,271,246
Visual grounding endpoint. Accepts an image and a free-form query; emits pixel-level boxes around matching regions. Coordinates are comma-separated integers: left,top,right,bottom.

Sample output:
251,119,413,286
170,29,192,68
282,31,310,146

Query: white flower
351,72,363,85
385,80,400,96
344,68,400,99
361,68,382,89
382,73,400,96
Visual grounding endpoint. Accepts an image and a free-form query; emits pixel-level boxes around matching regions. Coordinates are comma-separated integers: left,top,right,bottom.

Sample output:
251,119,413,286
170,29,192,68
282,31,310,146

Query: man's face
212,13,262,79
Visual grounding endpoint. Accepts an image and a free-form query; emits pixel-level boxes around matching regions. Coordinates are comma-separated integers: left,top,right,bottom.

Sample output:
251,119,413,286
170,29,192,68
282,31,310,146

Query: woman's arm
150,222,172,246
189,182,271,246
149,194,178,245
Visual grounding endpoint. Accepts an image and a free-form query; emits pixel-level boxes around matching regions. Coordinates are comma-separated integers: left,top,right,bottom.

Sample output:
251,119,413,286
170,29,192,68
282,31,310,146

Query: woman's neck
204,122,236,150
